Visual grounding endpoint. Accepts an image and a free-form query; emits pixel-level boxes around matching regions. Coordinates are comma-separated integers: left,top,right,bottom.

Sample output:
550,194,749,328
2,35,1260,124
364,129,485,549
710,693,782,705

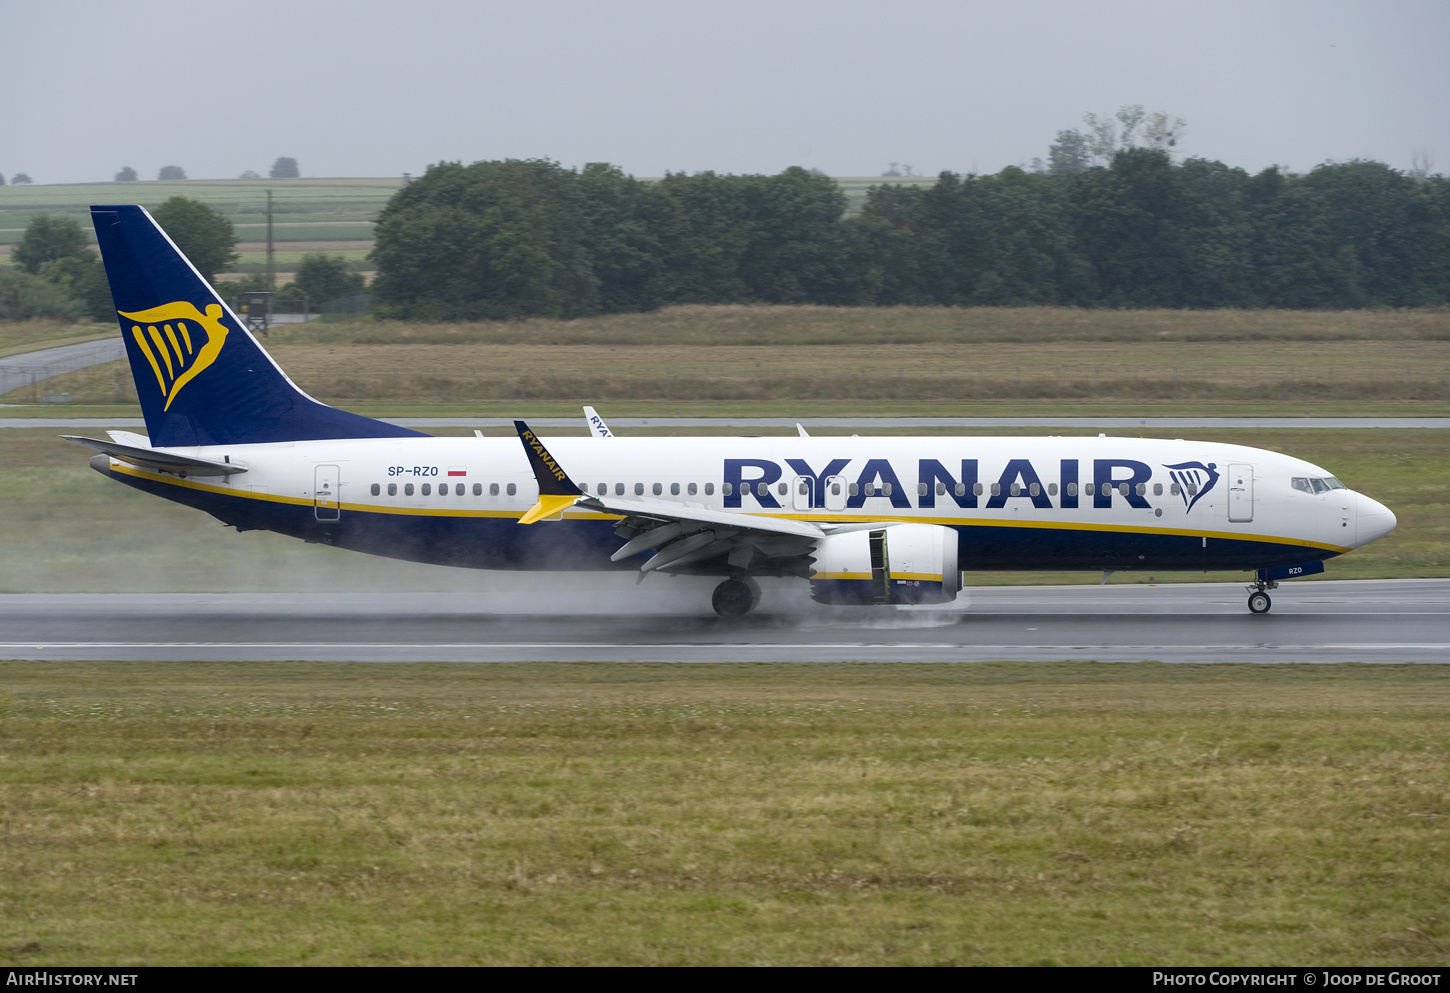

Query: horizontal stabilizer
62,435,248,476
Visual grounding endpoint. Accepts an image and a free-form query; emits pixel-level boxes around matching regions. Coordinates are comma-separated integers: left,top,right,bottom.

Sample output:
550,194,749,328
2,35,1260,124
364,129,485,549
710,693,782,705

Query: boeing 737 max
69,205,1397,616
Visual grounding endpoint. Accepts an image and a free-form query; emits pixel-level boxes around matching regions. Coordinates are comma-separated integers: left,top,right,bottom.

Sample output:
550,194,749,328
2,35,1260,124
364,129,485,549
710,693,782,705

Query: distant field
12,305,1450,408
0,660,1446,965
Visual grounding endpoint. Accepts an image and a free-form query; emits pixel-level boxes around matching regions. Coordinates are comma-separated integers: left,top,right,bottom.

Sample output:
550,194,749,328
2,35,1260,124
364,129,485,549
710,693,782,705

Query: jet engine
809,523,961,605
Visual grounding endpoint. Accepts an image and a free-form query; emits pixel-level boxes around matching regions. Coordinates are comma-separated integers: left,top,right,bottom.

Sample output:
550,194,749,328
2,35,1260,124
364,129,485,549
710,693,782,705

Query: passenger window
757,482,769,496
1187,482,1198,495
1153,483,1162,496
848,483,859,496
973,483,984,496
1010,483,1021,496
1029,483,1040,497
652,482,662,496
438,484,447,497
1119,483,1130,497
831,482,842,495
936,482,946,496
778,482,788,496
799,481,809,495
421,483,431,496
616,483,625,496
919,482,929,496
507,483,517,496
1067,482,1078,496
370,483,380,496
635,483,644,496
882,483,892,496
456,483,465,496
954,483,965,497
405,483,414,496
991,483,1001,496
1084,482,1095,496
490,483,500,496
388,483,397,496
722,482,733,496
1135,483,1145,496
1171,482,1181,495
671,482,680,496
473,483,482,496
1048,483,1058,496
688,483,697,495
598,483,608,495
705,482,715,495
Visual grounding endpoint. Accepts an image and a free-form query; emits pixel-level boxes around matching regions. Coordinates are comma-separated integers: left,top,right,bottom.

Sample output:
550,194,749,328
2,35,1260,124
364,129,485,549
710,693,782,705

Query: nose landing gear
712,574,761,618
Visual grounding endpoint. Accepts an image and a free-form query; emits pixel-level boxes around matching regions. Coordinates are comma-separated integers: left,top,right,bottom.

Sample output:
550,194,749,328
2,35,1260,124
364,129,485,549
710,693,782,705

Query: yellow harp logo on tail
118,302,229,411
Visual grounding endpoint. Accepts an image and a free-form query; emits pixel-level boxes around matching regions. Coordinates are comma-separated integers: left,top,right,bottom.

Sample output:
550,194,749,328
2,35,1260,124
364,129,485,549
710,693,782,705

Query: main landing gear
1246,577,1277,614
712,574,762,618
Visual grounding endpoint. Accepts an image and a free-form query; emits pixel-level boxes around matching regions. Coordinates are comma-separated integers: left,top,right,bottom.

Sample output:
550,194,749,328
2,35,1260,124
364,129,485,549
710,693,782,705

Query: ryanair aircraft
69,205,1397,617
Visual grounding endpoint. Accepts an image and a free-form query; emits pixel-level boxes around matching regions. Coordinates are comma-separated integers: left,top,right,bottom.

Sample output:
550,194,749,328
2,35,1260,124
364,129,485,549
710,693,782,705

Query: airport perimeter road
2,579,1445,663
0,338,124,398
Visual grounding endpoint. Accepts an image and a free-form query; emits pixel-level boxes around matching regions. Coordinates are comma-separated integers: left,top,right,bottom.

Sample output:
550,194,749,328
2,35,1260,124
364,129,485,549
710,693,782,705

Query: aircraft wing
512,419,819,576
581,493,822,575
62,435,248,476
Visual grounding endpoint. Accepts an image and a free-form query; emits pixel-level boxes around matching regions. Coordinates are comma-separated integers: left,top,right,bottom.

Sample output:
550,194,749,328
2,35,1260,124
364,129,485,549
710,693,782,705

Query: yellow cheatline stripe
130,325,167,396
107,464,621,520
762,511,1350,554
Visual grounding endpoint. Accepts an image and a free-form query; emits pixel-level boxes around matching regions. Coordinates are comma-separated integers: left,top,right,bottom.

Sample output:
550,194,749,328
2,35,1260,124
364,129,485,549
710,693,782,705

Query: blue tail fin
90,204,424,447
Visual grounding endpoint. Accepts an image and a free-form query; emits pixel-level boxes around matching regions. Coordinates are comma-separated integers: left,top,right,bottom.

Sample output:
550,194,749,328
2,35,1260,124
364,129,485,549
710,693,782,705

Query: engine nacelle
810,523,961,605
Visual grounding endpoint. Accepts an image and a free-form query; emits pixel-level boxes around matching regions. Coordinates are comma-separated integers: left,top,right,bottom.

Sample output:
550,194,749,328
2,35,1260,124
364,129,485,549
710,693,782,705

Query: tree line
372,154,1450,319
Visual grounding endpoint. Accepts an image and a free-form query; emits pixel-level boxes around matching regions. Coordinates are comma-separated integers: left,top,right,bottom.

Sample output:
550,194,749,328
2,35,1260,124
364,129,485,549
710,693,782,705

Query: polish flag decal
447,467,467,477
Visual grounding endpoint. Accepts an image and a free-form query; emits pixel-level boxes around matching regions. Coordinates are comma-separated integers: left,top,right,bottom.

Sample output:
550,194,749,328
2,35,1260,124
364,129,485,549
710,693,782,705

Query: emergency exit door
1227,463,1253,522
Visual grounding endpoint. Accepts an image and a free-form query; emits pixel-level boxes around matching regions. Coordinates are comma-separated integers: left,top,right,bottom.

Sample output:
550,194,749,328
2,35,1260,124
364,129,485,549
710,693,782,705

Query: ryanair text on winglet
522,429,568,482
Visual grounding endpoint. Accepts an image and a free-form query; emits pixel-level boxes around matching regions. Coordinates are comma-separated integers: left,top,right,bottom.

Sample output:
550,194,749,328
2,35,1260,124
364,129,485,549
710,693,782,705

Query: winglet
514,419,584,524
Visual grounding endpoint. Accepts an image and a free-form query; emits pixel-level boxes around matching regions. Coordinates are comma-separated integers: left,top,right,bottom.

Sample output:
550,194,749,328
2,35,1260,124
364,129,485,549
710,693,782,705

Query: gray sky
5,0,1447,185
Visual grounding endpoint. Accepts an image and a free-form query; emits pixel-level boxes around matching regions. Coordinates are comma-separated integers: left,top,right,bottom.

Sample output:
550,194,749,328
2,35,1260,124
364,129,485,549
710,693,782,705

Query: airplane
66,204,1398,617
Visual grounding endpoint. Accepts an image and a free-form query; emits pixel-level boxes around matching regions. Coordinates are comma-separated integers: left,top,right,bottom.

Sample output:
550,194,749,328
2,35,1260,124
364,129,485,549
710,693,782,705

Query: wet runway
2,579,1445,663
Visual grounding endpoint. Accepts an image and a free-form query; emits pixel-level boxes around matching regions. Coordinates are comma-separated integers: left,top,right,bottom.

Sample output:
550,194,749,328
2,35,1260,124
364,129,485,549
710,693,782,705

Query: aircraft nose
1354,492,1397,547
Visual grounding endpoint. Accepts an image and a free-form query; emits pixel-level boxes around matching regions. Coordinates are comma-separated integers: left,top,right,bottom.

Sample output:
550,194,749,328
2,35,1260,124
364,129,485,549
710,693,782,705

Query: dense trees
270,157,299,178
370,155,1450,319
151,197,237,282
9,215,113,320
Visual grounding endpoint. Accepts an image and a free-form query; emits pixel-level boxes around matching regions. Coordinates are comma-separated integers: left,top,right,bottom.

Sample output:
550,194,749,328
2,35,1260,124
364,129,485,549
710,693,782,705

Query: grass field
0,660,1446,966
0,425,1441,593
7,306,1450,409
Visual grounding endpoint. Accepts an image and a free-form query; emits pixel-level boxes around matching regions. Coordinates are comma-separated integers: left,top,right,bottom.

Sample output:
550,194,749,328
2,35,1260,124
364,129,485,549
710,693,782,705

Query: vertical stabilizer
91,204,424,447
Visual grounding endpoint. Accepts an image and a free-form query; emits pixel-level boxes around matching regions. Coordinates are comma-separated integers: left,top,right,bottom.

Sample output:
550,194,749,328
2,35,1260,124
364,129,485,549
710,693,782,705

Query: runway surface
4,415,1449,430
0,338,124,398
2,579,1445,663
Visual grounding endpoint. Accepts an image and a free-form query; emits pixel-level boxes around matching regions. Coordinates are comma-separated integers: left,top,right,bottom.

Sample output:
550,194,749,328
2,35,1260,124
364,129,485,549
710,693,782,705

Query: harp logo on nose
118,302,230,410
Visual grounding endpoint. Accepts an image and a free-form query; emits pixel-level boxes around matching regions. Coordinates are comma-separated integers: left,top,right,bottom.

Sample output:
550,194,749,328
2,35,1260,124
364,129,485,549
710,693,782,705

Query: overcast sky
4,0,1447,185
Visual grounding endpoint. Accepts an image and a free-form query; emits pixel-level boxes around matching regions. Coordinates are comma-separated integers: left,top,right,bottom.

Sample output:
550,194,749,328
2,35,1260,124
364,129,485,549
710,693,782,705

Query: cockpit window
1310,478,1329,494
1292,477,1313,493
1293,475,1345,494
1325,476,1346,490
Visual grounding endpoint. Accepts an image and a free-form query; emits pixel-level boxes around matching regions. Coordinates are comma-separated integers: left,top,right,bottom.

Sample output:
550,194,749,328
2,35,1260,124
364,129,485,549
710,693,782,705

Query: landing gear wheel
1248,590,1272,614
712,578,758,618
